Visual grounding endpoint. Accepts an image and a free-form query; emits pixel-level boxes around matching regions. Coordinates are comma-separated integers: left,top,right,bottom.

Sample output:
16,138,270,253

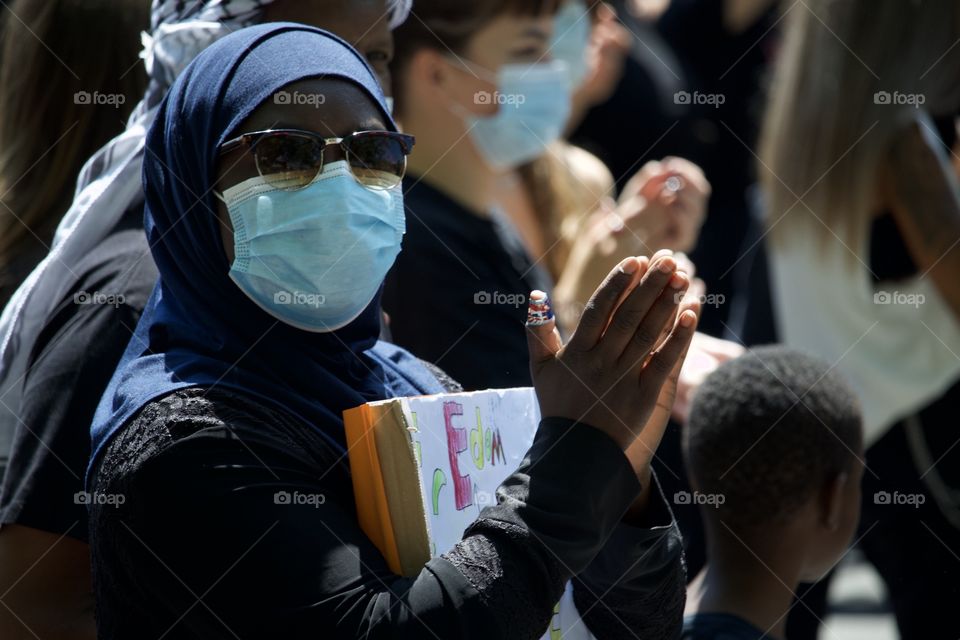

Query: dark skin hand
527,251,699,522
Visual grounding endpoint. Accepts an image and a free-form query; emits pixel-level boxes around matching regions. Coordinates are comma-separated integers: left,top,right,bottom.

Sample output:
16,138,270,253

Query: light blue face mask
454,59,573,170
217,160,405,332
552,0,592,87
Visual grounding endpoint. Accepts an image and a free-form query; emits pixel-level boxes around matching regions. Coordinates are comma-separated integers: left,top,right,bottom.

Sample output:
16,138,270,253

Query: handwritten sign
398,389,594,640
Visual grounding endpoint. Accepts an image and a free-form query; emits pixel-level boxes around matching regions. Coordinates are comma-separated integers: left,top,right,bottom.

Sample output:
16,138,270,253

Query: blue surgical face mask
451,59,572,170
217,160,405,332
552,1,592,87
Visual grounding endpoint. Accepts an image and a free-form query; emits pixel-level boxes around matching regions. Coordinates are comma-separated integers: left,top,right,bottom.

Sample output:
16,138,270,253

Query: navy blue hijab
89,23,442,479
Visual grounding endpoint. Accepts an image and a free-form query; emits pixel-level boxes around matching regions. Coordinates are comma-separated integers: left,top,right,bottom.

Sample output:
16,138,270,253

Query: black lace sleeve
572,473,687,639
88,388,642,639
419,359,464,393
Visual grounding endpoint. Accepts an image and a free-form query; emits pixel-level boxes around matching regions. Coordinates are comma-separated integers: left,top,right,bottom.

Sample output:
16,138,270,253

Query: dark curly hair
685,345,863,528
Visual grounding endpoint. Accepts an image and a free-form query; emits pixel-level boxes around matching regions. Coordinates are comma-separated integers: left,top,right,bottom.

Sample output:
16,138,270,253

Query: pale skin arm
883,117,960,320
552,150,709,333
0,524,95,640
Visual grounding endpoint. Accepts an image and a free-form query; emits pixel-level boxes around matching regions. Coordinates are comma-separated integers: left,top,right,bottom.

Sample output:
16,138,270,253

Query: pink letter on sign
444,401,472,510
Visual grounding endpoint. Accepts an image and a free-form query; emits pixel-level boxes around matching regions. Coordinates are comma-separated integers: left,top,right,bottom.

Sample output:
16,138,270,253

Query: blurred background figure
683,347,864,640
0,0,148,307
0,1,148,635
0,0,147,481
386,0,713,391
562,0,780,595
570,0,779,336
733,0,960,637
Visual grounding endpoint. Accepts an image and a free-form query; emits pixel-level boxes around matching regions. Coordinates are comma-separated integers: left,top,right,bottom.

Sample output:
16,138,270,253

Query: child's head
685,346,864,581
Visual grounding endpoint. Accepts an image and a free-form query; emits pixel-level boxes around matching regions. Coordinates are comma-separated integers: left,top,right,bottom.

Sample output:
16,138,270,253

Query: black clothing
0,236,47,314
384,179,552,390
682,613,769,640
0,206,157,541
89,387,685,639
0,228,59,478
853,411,960,639
570,11,690,193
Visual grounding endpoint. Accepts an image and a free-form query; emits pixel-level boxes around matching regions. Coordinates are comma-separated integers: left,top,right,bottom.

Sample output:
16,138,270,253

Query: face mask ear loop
438,57,500,126
213,190,227,204
444,54,499,84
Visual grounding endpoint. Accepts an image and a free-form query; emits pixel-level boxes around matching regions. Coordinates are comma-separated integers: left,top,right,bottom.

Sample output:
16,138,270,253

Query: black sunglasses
219,129,415,191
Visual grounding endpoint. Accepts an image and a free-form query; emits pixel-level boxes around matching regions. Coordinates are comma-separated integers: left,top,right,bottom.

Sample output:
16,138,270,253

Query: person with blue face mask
86,20,699,640
213,130,410,331
385,0,712,391
444,55,574,170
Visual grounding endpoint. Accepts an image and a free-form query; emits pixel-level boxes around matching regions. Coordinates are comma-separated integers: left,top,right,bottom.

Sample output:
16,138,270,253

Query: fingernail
526,291,554,326
670,272,687,289
658,257,676,273
680,310,696,327
619,257,640,275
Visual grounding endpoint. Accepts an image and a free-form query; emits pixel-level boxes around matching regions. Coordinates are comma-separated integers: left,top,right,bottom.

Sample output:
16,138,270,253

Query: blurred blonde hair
759,0,960,253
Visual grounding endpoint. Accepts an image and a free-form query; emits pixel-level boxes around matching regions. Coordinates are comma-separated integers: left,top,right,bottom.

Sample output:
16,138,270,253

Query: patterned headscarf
142,0,411,108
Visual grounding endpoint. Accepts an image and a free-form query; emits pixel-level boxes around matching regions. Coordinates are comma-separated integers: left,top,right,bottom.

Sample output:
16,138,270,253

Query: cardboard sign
344,388,594,639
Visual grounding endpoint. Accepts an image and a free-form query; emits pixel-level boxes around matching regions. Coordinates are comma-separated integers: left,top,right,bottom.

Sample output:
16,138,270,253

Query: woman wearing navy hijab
88,22,699,639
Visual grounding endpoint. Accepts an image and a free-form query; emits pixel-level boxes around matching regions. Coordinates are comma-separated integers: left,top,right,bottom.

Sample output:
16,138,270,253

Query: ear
819,471,849,531
408,48,451,91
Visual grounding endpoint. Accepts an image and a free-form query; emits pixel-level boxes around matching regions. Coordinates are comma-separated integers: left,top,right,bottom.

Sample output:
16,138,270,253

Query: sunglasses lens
345,134,408,190
253,134,323,190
